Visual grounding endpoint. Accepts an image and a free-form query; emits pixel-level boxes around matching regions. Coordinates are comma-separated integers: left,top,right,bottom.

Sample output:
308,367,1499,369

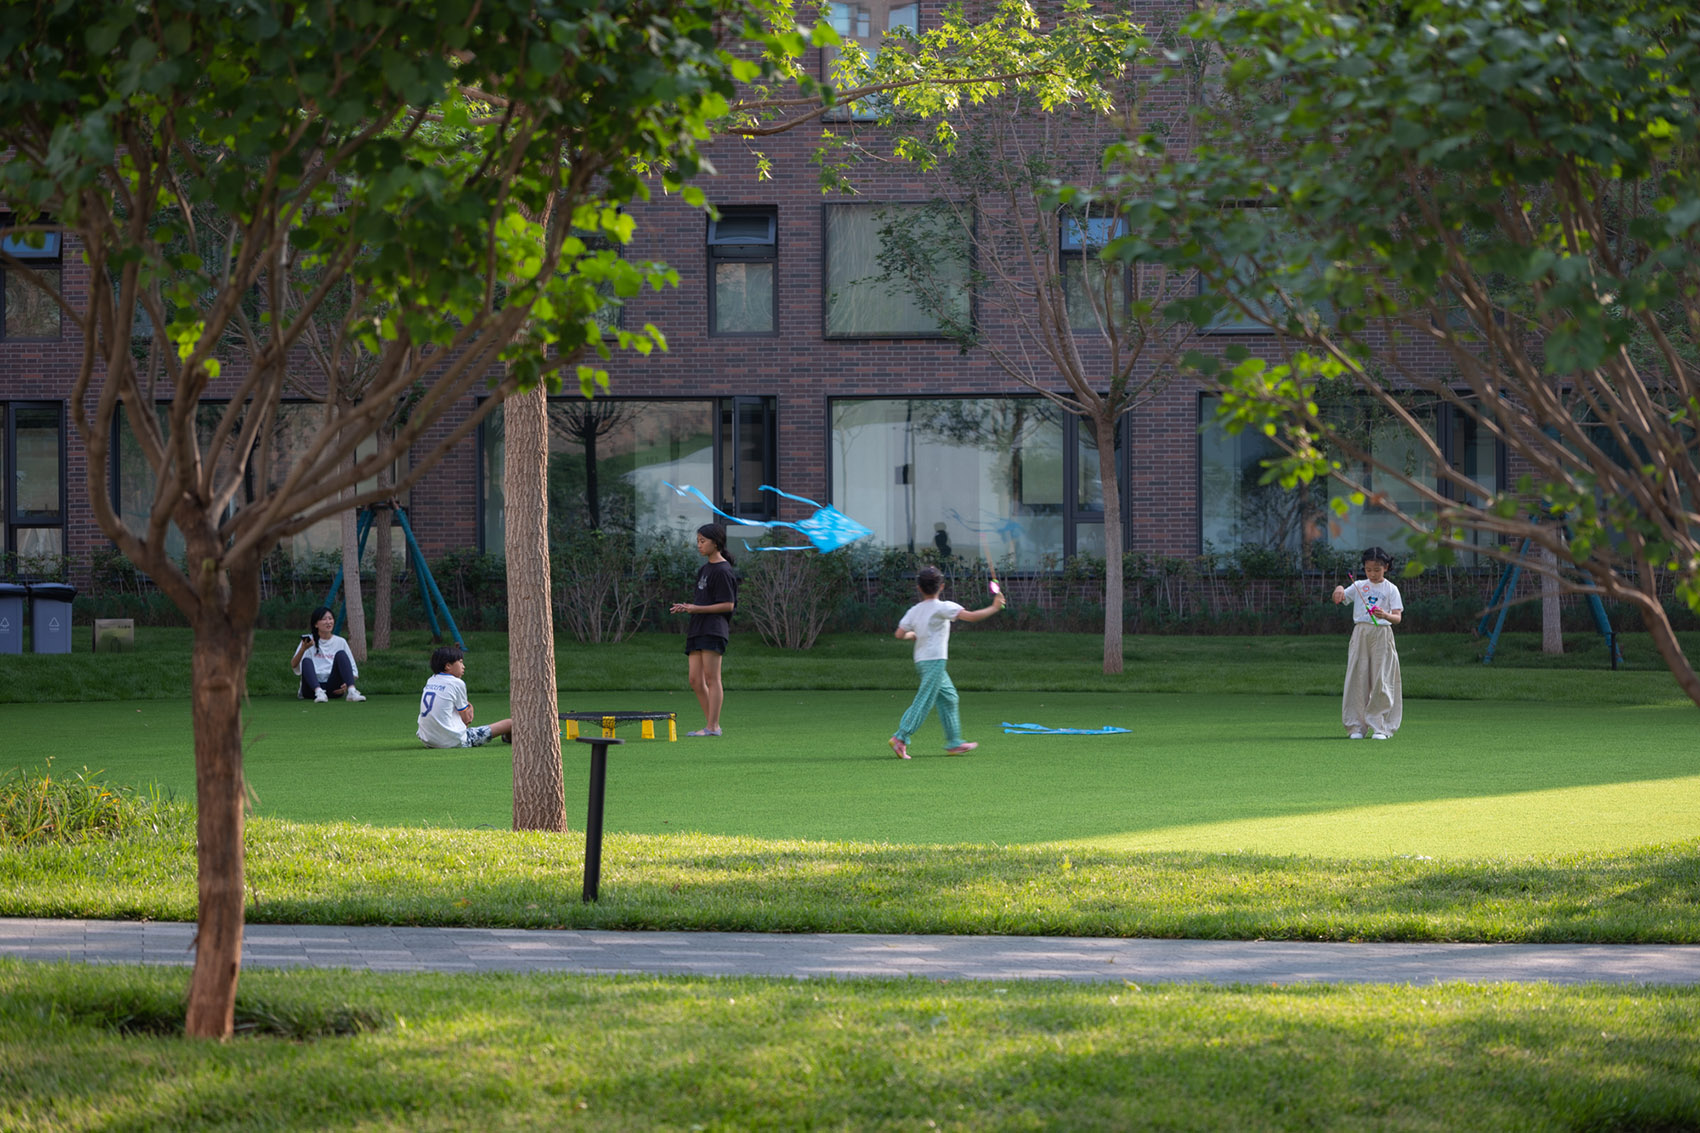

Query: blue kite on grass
663,482,873,553
1001,722,1132,735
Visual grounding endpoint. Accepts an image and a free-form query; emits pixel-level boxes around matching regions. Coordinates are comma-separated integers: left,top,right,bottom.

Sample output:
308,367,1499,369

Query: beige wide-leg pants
1342,622,1402,736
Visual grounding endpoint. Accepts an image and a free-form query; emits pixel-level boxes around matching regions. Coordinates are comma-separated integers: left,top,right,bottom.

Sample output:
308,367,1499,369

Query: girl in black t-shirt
670,523,738,736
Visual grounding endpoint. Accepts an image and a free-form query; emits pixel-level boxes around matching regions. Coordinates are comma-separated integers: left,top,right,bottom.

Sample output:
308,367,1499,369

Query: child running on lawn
1330,546,1405,740
888,564,1005,759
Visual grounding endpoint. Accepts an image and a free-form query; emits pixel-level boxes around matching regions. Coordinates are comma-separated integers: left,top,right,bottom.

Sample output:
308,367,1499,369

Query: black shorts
685,635,728,655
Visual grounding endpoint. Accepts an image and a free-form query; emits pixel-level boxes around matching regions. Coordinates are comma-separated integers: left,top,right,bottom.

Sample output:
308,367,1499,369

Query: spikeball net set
560,711,677,742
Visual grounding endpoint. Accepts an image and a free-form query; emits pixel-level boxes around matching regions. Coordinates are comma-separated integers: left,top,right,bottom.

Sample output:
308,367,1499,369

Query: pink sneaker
944,742,978,755
889,736,909,760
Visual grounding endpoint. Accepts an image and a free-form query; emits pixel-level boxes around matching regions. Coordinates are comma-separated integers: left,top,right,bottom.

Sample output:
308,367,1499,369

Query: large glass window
832,398,1072,570
708,209,777,335
823,1,919,120
481,398,776,552
113,402,392,563
5,402,65,564
824,203,970,338
1200,395,1500,562
1,226,62,340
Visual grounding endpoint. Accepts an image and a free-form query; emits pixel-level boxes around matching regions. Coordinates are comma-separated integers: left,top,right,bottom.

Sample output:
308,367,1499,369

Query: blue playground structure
1476,533,1622,668
321,504,464,648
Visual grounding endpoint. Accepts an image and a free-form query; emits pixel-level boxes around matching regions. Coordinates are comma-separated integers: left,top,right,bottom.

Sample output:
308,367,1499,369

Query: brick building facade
0,0,1496,589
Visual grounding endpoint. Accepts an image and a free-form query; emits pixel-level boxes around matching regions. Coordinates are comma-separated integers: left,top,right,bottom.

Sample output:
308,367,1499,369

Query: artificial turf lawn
6,686,1699,858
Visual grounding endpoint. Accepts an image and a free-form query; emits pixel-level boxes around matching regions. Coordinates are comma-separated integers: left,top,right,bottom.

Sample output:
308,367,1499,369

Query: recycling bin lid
0,582,28,597
28,582,77,600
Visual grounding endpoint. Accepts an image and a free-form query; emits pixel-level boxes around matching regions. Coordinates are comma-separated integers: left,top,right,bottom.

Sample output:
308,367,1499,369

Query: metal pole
578,736,623,902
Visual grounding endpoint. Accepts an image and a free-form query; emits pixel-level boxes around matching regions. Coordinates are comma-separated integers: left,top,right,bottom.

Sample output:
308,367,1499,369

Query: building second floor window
1,225,62,340
824,202,970,338
708,209,777,335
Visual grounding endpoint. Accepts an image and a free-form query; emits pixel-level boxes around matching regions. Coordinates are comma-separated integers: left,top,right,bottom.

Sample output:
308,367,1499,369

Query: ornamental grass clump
0,761,176,845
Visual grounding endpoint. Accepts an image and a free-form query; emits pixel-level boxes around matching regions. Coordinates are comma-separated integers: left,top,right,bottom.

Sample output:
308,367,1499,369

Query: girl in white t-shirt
888,565,1004,759
291,606,364,703
1330,547,1405,740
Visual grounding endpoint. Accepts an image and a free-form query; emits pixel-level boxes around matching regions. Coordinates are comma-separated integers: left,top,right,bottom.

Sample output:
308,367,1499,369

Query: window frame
477,395,781,553
821,201,971,341
1059,214,1130,334
1199,203,1334,336
826,394,1122,569
4,400,67,564
0,215,63,342
1195,390,1507,558
707,207,779,337
821,0,921,122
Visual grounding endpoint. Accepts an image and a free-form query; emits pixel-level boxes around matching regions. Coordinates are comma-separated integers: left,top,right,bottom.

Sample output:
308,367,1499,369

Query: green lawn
5,629,1699,1129
7,688,1700,857
4,962,1698,1133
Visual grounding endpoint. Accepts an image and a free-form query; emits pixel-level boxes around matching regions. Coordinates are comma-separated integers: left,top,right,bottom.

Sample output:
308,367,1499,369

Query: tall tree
0,0,784,1038
483,0,1140,833
1127,0,1700,703
821,8,1187,673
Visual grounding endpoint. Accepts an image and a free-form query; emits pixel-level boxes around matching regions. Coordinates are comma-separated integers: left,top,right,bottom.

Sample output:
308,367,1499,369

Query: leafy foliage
1123,0,1700,704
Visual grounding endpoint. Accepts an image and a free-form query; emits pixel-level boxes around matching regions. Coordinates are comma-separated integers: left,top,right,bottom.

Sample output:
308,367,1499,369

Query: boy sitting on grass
417,645,513,748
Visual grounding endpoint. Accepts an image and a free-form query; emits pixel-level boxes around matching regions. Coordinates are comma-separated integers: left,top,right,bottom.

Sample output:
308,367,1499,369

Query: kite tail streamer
662,482,763,528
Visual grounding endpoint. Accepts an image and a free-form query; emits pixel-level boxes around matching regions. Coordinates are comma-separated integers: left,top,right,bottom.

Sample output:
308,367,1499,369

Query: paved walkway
4,918,1700,985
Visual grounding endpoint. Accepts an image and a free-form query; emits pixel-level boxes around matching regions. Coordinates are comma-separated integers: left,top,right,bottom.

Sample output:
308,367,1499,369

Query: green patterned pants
893,658,963,748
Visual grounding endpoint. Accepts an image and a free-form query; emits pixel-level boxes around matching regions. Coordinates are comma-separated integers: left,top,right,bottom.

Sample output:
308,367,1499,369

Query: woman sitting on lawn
291,606,365,703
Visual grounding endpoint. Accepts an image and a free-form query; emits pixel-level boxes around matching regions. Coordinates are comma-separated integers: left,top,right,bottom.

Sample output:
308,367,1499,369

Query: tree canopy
1120,0,1700,703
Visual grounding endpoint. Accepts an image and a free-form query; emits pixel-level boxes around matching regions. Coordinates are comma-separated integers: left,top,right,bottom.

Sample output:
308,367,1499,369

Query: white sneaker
344,687,365,703
1348,731,1364,740
1372,732,1390,740
313,688,328,703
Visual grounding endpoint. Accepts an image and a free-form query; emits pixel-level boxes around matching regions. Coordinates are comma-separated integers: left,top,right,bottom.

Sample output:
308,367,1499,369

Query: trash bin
0,583,25,654
29,582,76,654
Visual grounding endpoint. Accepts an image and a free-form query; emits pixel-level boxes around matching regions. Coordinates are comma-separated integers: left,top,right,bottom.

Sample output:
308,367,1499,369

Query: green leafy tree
824,2,1191,673
0,0,794,1039
1124,0,1700,703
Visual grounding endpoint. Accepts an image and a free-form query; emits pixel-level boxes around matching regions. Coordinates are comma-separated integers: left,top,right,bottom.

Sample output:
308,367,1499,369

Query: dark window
721,397,776,515
1060,215,1128,333
1,222,62,340
4,402,65,569
709,210,777,335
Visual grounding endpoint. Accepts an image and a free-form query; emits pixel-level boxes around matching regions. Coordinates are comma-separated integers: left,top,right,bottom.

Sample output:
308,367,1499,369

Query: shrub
0,761,181,845
552,531,656,644
740,534,854,650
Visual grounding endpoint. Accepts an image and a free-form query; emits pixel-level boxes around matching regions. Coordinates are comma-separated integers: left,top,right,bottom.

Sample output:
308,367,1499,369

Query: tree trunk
373,432,394,653
340,451,368,663
183,606,256,1039
1540,543,1563,655
373,501,393,653
505,385,567,831
1640,601,1700,709
1094,412,1124,675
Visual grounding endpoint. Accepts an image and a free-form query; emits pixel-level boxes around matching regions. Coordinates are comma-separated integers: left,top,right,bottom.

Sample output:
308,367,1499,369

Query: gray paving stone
2,918,1697,985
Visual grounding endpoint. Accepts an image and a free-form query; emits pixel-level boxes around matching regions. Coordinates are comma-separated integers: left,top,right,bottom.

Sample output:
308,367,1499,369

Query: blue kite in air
662,482,873,553
1001,722,1132,735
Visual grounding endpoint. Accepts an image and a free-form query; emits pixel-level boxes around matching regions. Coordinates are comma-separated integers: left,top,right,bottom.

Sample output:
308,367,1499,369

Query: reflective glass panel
831,398,1066,570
